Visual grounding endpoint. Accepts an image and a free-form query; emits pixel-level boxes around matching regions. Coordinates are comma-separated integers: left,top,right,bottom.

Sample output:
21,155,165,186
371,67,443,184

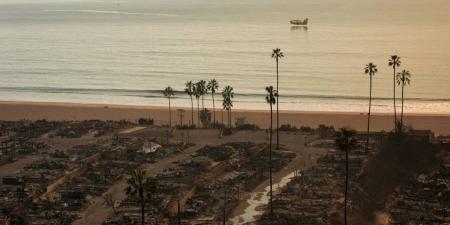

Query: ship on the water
290,18,308,26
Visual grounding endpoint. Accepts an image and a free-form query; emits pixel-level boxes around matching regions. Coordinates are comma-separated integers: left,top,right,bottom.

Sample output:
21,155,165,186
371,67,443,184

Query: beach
1,101,449,135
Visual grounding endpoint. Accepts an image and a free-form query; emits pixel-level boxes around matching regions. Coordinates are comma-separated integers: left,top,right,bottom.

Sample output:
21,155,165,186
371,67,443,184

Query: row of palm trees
162,49,284,132
164,79,235,129
364,55,412,150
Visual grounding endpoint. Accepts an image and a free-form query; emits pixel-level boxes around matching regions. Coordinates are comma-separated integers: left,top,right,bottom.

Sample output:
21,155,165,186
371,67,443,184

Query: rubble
386,164,450,224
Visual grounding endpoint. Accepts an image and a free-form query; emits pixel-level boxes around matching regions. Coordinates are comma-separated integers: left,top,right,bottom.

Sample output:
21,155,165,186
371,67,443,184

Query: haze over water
0,0,449,113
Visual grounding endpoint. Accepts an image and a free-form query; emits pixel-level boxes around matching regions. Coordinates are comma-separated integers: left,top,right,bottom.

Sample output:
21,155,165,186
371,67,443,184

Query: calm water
0,0,449,113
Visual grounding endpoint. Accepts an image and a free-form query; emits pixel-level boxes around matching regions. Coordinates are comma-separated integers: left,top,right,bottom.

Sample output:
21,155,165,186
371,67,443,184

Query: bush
279,124,297,131
138,118,154,125
300,126,314,133
214,123,226,129
317,124,335,138
222,128,233,136
235,117,259,130
176,124,196,129
236,123,259,130
199,109,212,128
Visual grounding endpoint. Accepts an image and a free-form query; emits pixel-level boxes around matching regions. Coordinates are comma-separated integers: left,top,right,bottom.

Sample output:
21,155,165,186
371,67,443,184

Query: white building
141,141,161,153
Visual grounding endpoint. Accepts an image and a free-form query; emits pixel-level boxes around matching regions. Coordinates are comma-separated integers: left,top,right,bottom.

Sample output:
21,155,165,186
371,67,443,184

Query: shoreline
1,100,450,135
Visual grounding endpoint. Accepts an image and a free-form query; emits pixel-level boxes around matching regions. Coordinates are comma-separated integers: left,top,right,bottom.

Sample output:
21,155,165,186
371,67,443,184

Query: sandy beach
1,101,449,135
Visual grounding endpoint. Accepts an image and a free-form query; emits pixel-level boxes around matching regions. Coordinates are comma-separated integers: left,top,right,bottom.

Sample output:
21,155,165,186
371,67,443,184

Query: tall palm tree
222,86,234,128
396,70,411,128
364,63,377,150
207,79,219,125
335,128,357,225
185,81,195,127
163,86,174,127
197,80,207,109
124,169,147,225
272,48,284,149
193,83,201,128
265,85,277,218
388,55,401,129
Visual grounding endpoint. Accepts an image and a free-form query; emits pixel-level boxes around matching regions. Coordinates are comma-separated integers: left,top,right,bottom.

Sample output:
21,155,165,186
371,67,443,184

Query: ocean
0,0,449,113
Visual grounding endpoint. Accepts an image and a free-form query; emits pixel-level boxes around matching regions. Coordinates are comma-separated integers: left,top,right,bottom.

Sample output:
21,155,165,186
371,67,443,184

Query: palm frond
335,128,357,152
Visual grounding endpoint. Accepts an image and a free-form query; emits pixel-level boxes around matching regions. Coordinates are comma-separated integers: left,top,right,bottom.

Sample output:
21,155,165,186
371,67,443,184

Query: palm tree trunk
401,82,405,128
202,96,204,109
228,108,232,128
177,200,181,225
223,187,227,225
139,189,145,225
393,66,397,129
212,93,216,125
366,76,372,151
190,96,194,127
227,109,229,128
168,97,172,127
197,98,200,128
276,58,280,150
344,148,349,225
269,103,274,218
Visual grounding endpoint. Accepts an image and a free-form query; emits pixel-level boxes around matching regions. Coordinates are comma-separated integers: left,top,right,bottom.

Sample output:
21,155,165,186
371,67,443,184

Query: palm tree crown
163,86,174,98
388,55,401,68
364,63,378,77
207,79,220,124
222,85,234,128
197,80,207,109
271,48,284,60
396,70,411,86
207,79,219,94
125,169,145,196
222,86,234,109
265,86,277,105
184,81,194,96
335,128,357,151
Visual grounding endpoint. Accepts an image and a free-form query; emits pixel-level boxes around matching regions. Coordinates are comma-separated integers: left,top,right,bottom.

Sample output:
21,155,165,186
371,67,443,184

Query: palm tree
163,86,174,127
396,70,411,128
222,86,234,128
124,169,148,225
185,81,195,127
272,48,284,149
335,128,357,225
388,55,401,129
364,63,377,150
265,85,277,218
197,80,207,109
207,79,219,125
193,83,201,127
